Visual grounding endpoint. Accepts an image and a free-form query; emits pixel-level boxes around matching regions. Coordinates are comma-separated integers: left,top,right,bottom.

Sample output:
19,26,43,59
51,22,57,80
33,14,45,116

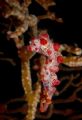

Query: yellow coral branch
21,61,41,120
63,56,82,67
20,48,41,120
61,44,82,55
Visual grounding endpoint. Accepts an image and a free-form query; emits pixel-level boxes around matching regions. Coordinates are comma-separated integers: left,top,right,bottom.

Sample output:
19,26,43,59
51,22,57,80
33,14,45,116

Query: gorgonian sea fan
27,33,63,112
